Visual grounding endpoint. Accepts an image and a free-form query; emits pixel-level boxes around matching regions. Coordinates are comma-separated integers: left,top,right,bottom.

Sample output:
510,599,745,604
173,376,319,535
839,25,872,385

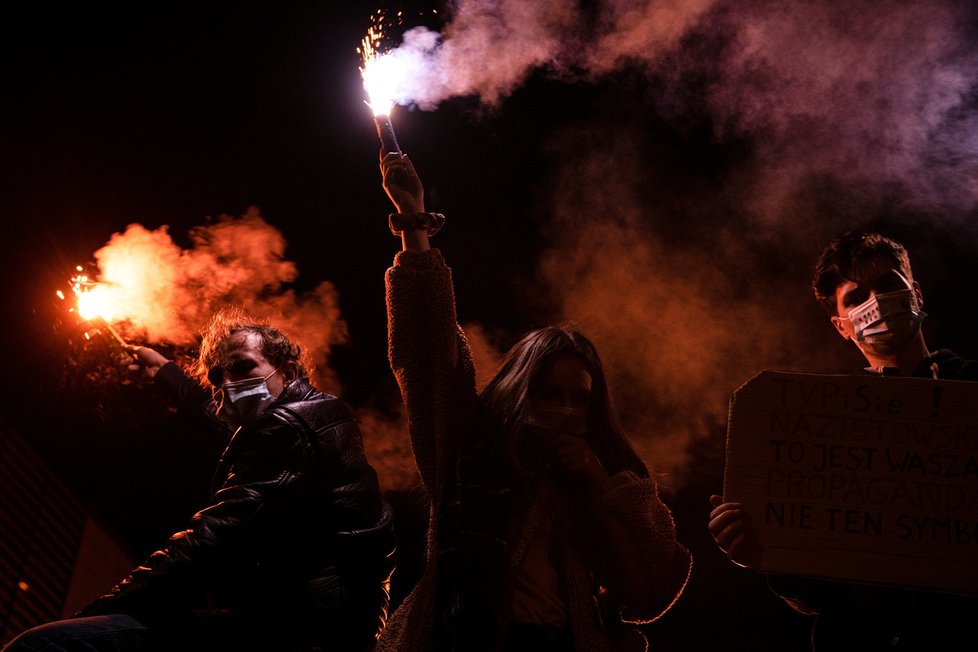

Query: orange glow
17,581,29,592
64,224,177,333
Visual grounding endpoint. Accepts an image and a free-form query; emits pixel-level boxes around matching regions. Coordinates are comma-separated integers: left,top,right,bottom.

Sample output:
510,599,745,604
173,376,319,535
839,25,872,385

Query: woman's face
518,354,593,473
530,354,592,412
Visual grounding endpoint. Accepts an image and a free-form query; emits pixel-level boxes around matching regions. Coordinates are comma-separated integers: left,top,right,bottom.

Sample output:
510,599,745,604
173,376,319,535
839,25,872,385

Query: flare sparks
359,12,404,155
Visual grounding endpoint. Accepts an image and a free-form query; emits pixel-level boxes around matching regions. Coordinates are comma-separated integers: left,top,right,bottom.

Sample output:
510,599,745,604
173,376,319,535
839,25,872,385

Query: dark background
3,2,978,650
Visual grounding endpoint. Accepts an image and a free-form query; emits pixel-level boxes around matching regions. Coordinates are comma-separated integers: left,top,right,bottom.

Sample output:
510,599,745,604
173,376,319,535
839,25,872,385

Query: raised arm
379,152,477,499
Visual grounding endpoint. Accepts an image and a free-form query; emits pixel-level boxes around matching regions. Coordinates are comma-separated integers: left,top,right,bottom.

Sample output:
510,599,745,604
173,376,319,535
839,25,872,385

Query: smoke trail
383,0,977,212
378,0,715,109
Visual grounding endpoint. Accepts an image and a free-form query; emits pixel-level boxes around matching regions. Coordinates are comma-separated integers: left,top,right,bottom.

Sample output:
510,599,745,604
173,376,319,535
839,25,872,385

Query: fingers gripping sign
709,495,765,569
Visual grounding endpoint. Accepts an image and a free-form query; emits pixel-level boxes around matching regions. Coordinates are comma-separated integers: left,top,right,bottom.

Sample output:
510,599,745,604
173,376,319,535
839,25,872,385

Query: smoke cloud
87,208,348,391
535,127,836,491
693,0,978,217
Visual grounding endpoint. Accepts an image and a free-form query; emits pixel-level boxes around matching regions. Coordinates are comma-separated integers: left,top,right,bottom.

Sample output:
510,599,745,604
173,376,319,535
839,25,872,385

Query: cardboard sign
723,371,978,596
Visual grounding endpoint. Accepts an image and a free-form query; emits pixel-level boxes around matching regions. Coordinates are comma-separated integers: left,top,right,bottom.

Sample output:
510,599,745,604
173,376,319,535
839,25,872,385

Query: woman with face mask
374,152,692,652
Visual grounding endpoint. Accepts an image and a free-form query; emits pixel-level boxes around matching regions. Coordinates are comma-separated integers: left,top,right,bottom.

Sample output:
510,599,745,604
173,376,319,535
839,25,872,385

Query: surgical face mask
218,367,281,426
523,406,588,436
841,277,924,347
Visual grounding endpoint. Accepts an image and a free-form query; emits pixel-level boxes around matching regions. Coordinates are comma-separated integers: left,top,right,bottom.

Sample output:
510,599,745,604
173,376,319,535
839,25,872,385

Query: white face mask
523,406,588,436
218,367,281,426
841,274,925,346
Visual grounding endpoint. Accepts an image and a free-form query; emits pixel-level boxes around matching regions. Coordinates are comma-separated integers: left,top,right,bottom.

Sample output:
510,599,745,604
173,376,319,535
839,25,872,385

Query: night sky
3,1,978,649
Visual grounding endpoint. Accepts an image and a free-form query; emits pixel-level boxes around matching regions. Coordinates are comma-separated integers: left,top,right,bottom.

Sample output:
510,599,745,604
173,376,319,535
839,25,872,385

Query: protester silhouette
375,151,692,652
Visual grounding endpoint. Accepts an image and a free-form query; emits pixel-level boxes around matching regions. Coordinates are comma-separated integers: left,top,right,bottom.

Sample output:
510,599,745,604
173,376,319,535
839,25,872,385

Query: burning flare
58,265,131,351
359,10,427,116
71,268,119,322
359,12,409,155
360,19,397,118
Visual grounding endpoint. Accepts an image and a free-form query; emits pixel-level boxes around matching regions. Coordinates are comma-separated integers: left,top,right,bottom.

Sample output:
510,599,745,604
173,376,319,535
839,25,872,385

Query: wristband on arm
388,212,446,236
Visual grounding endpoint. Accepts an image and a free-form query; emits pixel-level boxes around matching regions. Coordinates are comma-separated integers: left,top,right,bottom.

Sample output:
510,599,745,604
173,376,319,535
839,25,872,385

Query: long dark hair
478,326,649,478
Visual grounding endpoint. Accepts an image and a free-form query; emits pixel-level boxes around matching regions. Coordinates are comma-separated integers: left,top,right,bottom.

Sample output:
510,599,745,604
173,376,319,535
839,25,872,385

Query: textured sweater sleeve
385,248,478,504
589,471,692,623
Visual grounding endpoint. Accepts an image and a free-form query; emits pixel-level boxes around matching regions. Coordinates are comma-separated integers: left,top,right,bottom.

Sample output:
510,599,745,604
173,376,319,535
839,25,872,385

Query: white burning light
361,56,401,117
360,22,400,117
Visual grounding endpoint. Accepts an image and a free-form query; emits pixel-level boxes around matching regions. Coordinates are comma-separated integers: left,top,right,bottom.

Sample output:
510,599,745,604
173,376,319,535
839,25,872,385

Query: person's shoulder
276,389,355,429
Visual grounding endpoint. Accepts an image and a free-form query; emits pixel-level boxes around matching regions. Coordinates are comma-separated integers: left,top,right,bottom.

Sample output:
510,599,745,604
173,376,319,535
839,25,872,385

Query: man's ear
831,316,851,341
282,361,300,385
912,280,924,310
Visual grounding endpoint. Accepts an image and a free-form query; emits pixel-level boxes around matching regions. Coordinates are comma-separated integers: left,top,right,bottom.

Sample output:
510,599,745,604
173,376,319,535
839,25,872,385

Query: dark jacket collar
865,349,976,380
274,376,317,405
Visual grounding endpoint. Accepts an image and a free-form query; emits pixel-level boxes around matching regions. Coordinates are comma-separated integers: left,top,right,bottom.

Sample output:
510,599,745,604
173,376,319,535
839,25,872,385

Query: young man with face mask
708,230,978,651
816,230,975,379
3,308,397,652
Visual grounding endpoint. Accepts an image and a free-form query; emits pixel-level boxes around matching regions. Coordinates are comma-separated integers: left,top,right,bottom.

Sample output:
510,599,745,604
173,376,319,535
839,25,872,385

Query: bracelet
389,212,446,236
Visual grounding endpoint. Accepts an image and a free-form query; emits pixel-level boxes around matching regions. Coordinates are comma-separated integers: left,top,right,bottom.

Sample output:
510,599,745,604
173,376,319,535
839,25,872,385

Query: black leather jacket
78,363,396,651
